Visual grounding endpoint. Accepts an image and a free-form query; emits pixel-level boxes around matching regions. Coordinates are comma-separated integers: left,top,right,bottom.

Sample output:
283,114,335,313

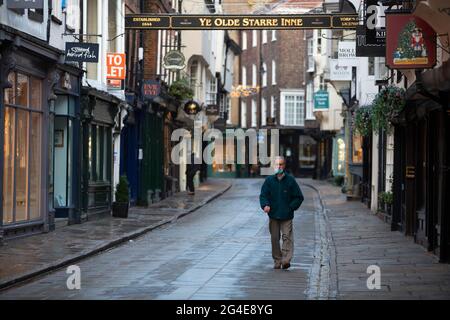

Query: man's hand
263,206,270,213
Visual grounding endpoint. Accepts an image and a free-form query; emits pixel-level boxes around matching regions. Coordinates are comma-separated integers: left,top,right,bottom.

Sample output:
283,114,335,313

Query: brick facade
240,29,306,128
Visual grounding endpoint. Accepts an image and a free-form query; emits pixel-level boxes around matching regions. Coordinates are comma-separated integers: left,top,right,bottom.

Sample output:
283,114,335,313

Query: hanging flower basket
371,85,406,134
353,105,373,137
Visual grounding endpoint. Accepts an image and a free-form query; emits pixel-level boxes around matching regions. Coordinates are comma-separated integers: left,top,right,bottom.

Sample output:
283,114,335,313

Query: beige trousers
269,218,293,264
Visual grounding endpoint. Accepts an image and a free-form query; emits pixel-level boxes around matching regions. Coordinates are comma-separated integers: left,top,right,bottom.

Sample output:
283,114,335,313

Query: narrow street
1,179,449,300
0,179,320,300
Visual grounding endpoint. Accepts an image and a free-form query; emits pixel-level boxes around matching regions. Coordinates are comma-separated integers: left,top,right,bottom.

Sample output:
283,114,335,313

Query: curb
301,182,339,300
0,181,232,292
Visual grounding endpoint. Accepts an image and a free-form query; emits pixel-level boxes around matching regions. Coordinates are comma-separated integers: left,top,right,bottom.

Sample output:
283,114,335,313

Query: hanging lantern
183,100,201,115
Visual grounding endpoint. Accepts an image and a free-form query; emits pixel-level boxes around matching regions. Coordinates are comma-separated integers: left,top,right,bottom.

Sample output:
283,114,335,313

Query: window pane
96,126,102,180
67,119,73,206
17,73,28,107
4,73,15,105
55,95,69,115
54,117,68,207
103,127,108,181
3,107,15,224
15,109,29,221
88,125,93,181
352,135,363,164
30,77,42,110
29,113,42,219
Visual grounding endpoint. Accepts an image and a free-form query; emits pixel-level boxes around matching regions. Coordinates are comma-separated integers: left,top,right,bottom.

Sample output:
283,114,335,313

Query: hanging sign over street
314,90,329,110
330,59,352,81
125,14,358,30
142,80,161,100
65,42,99,63
338,41,357,66
163,50,186,70
386,13,436,69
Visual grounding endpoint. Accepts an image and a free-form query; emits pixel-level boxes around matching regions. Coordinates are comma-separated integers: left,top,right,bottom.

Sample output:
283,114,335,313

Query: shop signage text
330,59,352,81
314,90,329,109
142,80,161,100
65,42,99,63
338,41,357,66
125,14,358,30
107,53,126,80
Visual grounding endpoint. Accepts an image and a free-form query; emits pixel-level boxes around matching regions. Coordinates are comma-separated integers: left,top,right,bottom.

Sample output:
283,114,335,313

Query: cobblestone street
0,179,449,300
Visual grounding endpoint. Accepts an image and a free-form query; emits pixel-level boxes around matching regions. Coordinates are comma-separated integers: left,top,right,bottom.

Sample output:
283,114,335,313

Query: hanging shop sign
142,80,161,100
7,0,43,9
314,90,329,110
386,13,436,69
356,25,386,57
163,50,186,70
65,42,99,63
205,104,219,116
338,41,357,66
125,14,358,30
106,53,126,80
330,59,352,81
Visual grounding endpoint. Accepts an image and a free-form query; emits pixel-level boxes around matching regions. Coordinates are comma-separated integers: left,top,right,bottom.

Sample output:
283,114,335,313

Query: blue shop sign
314,90,329,109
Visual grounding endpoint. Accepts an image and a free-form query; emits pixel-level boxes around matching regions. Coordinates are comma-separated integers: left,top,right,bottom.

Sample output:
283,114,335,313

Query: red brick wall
240,29,307,128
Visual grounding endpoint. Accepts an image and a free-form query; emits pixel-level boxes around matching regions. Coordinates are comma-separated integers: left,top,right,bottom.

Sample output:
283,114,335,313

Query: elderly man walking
259,156,304,269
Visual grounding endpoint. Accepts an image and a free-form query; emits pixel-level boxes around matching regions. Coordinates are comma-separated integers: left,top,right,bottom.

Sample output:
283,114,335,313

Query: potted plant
112,175,130,218
168,77,194,101
353,105,373,137
371,85,406,134
384,191,394,216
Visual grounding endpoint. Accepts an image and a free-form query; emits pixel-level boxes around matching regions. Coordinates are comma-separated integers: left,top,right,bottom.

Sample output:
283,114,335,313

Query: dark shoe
188,192,195,195
273,262,281,269
282,262,291,270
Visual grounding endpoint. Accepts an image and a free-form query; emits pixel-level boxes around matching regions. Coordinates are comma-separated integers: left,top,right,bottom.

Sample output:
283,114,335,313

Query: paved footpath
309,179,450,300
0,179,232,291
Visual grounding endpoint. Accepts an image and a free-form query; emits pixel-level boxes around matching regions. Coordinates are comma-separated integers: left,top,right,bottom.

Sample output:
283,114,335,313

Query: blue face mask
274,168,284,175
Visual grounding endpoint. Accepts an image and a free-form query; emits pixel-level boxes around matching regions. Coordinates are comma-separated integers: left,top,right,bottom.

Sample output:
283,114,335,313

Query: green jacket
259,173,304,220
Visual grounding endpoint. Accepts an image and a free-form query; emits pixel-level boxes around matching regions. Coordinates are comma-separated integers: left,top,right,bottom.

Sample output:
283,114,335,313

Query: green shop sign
314,90,329,109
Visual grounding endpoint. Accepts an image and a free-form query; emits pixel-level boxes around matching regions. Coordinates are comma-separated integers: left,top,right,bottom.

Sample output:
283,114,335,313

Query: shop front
1,33,82,240
80,87,121,219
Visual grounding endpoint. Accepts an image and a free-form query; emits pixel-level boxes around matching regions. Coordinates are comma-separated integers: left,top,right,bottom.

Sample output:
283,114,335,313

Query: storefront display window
352,134,363,164
299,135,316,169
3,72,43,224
54,96,75,208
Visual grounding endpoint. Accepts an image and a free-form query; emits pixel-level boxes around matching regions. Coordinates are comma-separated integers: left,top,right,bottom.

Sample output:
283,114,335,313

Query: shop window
299,135,317,169
352,134,363,164
335,137,345,175
54,96,76,208
3,72,43,224
88,123,112,183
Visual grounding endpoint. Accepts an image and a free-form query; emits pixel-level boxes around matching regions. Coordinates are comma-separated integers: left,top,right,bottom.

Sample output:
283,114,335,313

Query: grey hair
275,156,285,163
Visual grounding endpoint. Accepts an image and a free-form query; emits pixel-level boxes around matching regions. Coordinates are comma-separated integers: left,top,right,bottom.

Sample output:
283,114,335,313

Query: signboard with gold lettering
125,15,171,29
125,14,359,30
